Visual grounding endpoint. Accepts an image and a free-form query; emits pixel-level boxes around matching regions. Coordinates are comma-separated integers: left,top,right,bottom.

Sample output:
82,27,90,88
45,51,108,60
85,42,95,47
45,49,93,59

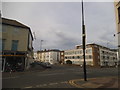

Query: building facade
1,18,34,71
37,49,60,64
64,44,118,67
114,0,120,65
33,52,38,61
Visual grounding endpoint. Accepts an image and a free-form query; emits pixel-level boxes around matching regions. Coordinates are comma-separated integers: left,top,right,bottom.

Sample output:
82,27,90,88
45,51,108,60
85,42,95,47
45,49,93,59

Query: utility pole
81,0,87,81
40,40,43,51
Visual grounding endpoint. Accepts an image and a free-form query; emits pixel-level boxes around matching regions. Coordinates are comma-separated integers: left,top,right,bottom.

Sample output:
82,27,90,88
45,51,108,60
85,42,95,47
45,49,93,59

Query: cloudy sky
2,1,117,51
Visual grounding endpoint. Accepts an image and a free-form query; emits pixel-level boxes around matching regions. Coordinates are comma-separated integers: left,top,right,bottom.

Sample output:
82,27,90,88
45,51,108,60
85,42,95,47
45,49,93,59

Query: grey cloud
54,31,80,49
2,2,117,51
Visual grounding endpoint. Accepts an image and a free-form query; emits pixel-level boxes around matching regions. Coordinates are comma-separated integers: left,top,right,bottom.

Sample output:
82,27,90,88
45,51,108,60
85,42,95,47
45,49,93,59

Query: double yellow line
69,79,84,88
69,76,117,88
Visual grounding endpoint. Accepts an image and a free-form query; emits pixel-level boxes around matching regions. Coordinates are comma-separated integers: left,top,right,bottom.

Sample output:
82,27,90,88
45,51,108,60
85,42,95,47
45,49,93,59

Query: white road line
35,84,47,87
49,82,58,85
24,81,68,88
37,73,64,76
60,81,68,84
25,86,33,88
42,84,47,86
2,76,19,79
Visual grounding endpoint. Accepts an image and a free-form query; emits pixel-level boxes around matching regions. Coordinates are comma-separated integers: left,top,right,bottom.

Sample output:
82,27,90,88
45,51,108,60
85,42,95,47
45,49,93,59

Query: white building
33,52,38,61
99,48,118,67
37,49,60,64
64,44,118,67
64,46,93,66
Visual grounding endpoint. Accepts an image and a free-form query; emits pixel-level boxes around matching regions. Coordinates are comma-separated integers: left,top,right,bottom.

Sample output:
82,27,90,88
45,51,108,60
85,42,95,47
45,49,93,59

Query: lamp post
107,42,109,48
81,0,87,81
40,40,43,51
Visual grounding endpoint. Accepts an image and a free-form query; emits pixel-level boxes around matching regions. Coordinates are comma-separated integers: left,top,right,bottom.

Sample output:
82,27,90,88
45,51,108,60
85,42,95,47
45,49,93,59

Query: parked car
30,61,41,67
41,62,52,68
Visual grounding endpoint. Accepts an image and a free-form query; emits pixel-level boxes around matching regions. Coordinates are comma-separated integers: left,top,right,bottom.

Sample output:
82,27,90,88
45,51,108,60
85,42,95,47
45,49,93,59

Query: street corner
68,76,118,88
69,79,84,88
69,78,104,88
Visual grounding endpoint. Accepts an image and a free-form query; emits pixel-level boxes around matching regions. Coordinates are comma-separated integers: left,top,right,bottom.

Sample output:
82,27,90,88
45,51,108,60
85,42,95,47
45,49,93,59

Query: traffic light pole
81,0,87,81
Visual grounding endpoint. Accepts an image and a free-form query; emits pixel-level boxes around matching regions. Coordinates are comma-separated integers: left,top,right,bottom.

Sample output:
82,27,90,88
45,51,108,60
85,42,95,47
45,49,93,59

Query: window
72,56,74,59
2,25,6,33
103,56,105,59
80,50,82,54
65,57,67,59
86,49,92,54
11,40,19,51
89,55,92,59
118,7,120,23
113,57,115,60
80,56,83,59
77,56,80,59
14,27,19,34
85,55,89,59
0,39,6,51
102,51,104,54
2,39,6,50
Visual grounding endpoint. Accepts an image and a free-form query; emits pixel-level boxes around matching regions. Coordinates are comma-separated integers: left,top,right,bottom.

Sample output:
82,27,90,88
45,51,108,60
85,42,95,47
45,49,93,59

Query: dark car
30,61,41,67
41,62,52,68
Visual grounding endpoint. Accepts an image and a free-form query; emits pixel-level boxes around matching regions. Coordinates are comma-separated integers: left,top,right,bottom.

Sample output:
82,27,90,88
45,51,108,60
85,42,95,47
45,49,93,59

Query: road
2,64,118,88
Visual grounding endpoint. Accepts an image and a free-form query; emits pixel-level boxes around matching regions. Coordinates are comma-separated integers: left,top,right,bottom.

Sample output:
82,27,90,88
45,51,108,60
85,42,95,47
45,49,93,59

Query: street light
40,40,43,51
81,0,87,81
107,42,109,48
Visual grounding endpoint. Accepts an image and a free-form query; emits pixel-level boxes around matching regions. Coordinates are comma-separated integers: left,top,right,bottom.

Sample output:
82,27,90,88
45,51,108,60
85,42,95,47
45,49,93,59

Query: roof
1,17,34,40
75,43,111,50
1,18,30,29
37,49,60,53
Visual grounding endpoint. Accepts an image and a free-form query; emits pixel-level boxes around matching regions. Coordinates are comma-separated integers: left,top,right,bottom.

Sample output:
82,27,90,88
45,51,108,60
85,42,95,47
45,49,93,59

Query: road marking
37,73,64,76
69,79,83,88
60,81,68,84
42,84,47,86
49,82,58,85
24,81,69,88
2,76,19,79
69,76,117,88
25,86,33,88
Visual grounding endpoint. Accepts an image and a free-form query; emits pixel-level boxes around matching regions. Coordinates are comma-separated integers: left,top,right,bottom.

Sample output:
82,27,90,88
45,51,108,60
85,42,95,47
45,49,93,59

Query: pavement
69,76,119,88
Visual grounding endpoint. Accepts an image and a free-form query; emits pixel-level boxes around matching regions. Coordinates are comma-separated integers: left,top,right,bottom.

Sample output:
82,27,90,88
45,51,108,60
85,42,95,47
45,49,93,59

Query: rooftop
1,18,30,29
1,17,34,40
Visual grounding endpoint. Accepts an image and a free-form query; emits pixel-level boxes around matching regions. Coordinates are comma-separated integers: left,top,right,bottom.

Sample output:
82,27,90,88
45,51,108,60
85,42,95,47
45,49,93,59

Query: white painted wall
99,48,118,66
64,48,93,65
37,51,60,64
